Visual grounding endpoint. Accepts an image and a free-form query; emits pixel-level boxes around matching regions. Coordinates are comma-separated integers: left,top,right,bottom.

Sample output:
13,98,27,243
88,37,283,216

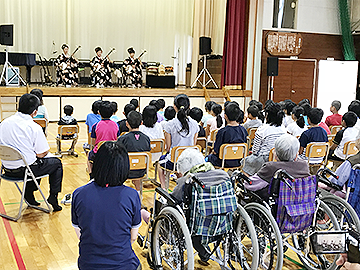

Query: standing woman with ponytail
242,102,286,176
287,106,307,137
205,103,224,139
158,94,199,188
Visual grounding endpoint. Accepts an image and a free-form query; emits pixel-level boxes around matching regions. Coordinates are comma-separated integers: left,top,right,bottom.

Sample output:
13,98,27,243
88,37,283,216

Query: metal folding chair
0,144,51,221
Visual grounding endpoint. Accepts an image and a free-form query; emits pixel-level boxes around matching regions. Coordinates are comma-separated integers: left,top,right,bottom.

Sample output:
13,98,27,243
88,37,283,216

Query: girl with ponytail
243,105,263,130
157,94,199,188
286,106,307,137
205,103,224,140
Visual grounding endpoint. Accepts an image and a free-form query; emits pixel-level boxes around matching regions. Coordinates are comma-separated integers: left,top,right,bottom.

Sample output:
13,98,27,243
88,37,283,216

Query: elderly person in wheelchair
244,134,310,201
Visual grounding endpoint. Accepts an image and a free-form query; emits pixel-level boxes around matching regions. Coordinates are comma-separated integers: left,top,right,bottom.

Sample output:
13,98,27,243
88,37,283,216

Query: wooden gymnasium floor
0,123,306,270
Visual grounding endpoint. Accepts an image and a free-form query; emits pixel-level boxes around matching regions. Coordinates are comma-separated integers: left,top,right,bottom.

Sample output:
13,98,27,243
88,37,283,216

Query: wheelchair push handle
189,174,205,189
316,167,342,191
231,170,252,185
273,169,294,190
319,167,339,179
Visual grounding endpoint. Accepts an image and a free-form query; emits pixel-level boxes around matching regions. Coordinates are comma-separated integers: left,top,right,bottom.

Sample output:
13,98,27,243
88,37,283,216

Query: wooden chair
55,125,79,157
330,125,342,134
196,137,207,153
120,131,128,136
328,134,336,145
150,139,165,186
305,142,330,174
343,140,358,159
269,147,277,162
206,129,218,155
0,144,51,221
247,127,257,154
128,152,151,200
215,143,247,170
33,118,48,136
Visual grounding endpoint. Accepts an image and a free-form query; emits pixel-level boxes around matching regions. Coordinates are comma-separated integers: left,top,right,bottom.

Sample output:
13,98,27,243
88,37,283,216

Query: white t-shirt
139,122,165,162
252,124,286,156
287,122,308,137
206,117,225,140
283,115,294,128
0,112,50,169
334,127,359,160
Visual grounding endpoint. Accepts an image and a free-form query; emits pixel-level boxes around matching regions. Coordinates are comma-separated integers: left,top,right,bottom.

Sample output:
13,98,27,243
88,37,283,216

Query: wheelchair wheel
215,204,259,270
151,206,194,270
292,200,340,270
244,202,283,270
321,194,360,233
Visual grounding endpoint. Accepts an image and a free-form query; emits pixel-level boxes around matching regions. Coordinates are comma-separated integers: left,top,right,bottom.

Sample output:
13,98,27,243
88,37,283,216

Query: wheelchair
234,169,342,270
137,173,260,270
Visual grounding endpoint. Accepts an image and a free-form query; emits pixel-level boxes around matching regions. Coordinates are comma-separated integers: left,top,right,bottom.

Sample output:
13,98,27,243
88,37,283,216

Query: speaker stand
0,46,27,86
267,75,275,100
191,55,218,89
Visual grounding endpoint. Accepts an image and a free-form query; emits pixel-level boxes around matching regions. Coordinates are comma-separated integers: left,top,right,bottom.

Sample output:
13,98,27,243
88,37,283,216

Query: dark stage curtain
221,0,247,88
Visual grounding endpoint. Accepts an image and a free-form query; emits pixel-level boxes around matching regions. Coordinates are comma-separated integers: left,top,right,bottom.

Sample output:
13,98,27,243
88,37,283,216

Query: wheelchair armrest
155,187,177,206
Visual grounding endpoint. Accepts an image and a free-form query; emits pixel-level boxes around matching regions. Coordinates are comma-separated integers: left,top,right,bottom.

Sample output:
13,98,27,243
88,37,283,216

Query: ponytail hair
174,94,190,134
292,106,305,128
265,102,284,127
211,103,223,128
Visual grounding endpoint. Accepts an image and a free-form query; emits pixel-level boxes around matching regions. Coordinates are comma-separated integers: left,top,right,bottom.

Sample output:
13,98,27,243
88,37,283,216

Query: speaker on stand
267,57,279,100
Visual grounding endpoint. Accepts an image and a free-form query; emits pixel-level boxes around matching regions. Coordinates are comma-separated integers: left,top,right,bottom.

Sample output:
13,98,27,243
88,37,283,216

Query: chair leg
140,178,143,201
165,171,170,191
29,176,51,213
0,180,27,221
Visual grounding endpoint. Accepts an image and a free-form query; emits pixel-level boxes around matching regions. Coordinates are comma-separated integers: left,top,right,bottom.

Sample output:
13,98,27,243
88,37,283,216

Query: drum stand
191,55,218,89
0,47,27,85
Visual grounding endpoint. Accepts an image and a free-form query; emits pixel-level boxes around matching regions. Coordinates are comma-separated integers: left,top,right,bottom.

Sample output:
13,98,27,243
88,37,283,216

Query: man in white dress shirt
0,94,62,211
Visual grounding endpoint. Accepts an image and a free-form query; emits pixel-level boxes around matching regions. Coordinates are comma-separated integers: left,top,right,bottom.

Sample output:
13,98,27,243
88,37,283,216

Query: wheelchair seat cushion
276,175,317,233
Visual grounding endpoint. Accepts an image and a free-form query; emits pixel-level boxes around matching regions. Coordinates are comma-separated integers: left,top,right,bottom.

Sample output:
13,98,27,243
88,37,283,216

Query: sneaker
61,194,72,205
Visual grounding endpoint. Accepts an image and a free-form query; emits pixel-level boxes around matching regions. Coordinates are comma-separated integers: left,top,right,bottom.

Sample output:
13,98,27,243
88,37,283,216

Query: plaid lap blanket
275,175,317,233
348,168,360,219
190,180,237,244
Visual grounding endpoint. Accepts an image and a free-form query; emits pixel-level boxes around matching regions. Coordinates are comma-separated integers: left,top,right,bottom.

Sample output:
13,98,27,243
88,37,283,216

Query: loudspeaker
267,57,279,76
199,37,211,55
0,25,13,46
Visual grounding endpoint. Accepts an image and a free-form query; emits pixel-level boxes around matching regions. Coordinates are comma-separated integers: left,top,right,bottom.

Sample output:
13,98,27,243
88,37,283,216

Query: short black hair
237,109,245,124
110,101,118,113
224,101,230,108
308,108,324,125
331,100,341,111
348,100,360,118
298,99,310,106
127,111,142,128
130,98,139,108
225,103,241,121
64,105,73,115
95,46,102,53
342,111,357,127
18,94,40,115
91,100,102,114
205,101,215,112
265,102,284,126
142,105,157,128
284,100,296,115
99,101,113,118
164,106,176,120
124,103,136,116
247,105,259,118
61,44,68,50
157,99,165,109
30,89,44,105
301,103,312,116
189,107,203,123
93,141,129,187
149,100,160,111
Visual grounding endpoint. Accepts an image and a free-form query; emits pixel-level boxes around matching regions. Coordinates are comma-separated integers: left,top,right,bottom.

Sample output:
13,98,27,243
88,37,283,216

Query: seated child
325,100,342,127
85,100,102,134
189,107,206,137
30,89,49,134
110,101,121,122
157,98,166,118
286,106,307,137
56,105,78,154
161,106,176,130
243,105,263,130
149,99,164,123
207,103,248,168
298,107,328,163
206,103,224,140
130,98,139,111
283,100,296,128
118,111,151,192
200,101,215,127
87,101,120,174
117,103,136,134
328,111,358,161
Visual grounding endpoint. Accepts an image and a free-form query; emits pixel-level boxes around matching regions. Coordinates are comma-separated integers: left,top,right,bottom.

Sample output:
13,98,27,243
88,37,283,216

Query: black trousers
4,157,63,194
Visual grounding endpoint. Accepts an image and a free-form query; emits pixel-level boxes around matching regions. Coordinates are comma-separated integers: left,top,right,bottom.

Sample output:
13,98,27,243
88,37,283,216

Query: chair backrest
128,152,151,171
327,134,335,144
33,118,47,128
218,143,247,161
170,145,201,164
269,147,276,161
58,125,79,136
330,125,342,134
0,144,23,161
209,129,218,142
343,140,358,158
305,142,329,158
150,139,165,154
247,127,257,140
196,137,206,151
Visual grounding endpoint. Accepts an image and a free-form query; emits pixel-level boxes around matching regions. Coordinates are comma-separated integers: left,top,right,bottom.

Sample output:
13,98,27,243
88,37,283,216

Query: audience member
149,99,164,123
201,100,215,127
236,106,245,125
85,100,102,133
189,107,206,137
286,106,307,137
118,103,136,134
328,111,358,161
300,102,312,126
158,94,199,188
348,100,360,132
283,100,296,127
207,103,248,167
72,141,141,270
0,94,63,211
243,105,263,130
242,102,285,176
87,101,120,174
30,89,49,134
325,100,342,127
205,103,224,139
118,111,151,191
161,106,176,130
57,105,78,154
110,101,121,122
130,98,139,111
157,98,166,118
298,107,328,163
